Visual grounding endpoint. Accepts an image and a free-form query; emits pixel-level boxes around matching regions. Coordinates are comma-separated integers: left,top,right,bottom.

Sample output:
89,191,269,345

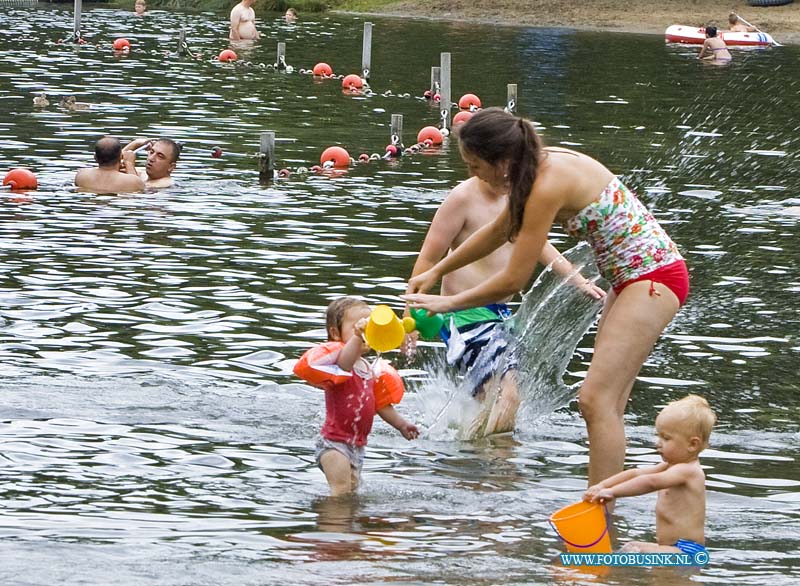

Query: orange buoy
113,38,131,51
2,168,38,190
341,74,363,90
313,62,333,76
358,153,370,162
218,49,238,62
453,111,474,126
320,146,350,169
417,126,443,146
458,93,481,110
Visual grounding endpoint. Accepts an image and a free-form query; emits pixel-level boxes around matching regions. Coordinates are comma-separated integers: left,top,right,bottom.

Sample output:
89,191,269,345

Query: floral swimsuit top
563,177,683,288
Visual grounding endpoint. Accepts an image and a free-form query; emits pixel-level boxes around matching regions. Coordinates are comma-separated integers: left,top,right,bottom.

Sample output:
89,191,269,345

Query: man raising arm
122,138,181,189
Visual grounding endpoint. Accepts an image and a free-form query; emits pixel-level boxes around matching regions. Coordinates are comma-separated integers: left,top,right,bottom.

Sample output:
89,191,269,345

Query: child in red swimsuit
294,297,418,496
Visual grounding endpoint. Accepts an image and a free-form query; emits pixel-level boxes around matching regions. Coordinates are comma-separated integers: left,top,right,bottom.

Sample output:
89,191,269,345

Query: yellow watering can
364,305,407,352
364,305,445,352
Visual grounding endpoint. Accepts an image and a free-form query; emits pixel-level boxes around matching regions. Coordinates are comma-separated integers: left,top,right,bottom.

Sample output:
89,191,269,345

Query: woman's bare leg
578,280,680,486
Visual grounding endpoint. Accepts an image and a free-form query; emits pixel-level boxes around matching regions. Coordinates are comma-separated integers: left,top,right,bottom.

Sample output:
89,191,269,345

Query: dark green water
0,5,798,585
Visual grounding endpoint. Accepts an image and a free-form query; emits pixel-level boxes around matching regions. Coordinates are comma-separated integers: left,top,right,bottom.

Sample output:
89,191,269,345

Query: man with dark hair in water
123,137,181,188
75,136,144,193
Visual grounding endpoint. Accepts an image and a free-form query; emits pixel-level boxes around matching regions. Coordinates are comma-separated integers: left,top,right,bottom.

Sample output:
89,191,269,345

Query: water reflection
0,4,799,586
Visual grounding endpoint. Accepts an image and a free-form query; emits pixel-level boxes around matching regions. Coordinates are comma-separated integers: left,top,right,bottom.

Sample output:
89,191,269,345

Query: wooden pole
177,27,186,55
73,0,82,40
361,22,373,81
430,66,441,97
439,52,451,130
506,83,518,114
259,131,275,183
276,42,286,70
390,114,403,147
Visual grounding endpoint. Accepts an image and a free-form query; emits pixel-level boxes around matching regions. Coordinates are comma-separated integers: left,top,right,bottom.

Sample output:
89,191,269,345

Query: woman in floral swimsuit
403,107,688,491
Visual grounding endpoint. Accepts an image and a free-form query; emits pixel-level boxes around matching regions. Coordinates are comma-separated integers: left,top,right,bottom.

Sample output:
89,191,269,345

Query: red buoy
313,62,333,76
417,126,443,146
341,74,363,91
453,111,474,126
211,147,223,158
458,93,481,110
320,146,350,168
113,38,131,51
2,168,38,190
218,49,238,62
358,153,370,162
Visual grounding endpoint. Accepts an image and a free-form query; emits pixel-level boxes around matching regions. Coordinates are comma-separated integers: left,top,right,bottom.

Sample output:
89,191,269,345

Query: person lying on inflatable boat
294,296,419,496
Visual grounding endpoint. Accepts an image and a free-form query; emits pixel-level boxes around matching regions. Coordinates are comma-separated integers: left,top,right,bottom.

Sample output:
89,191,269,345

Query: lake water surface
0,5,798,585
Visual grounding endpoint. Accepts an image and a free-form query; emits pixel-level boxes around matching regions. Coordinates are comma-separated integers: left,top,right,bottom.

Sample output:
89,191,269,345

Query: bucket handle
549,503,610,550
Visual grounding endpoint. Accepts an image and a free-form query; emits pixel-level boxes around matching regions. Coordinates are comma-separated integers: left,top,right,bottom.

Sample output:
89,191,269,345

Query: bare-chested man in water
75,136,144,194
229,0,260,41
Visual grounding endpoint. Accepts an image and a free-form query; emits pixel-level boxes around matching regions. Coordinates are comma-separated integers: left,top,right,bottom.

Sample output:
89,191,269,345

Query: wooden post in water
390,114,403,147
177,27,186,55
276,42,286,70
430,66,441,98
73,0,82,40
259,131,275,183
506,83,518,114
361,22,373,82
439,52,452,131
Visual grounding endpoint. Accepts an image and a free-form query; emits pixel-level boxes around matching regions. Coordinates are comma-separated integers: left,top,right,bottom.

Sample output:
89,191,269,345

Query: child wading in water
294,297,419,496
584,395,716,556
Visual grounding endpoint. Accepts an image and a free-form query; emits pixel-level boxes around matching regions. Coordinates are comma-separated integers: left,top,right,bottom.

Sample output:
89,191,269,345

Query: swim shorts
442,304,517,397
315,436,365,474
673,538,707,556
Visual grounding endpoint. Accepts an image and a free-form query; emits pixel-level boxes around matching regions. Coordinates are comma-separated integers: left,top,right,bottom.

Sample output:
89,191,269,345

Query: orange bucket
549,501,611,553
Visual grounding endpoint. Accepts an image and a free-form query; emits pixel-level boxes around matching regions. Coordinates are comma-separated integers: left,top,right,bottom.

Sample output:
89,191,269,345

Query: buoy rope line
21,35,490,188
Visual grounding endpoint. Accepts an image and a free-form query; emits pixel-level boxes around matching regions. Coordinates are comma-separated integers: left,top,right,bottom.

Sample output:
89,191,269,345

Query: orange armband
293,342,351,388
373,359,405,410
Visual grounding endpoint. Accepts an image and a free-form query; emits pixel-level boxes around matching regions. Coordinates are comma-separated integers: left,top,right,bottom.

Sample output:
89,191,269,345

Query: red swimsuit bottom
613,260,690,306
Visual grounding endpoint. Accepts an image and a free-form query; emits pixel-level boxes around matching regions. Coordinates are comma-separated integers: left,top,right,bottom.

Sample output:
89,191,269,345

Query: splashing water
513,242,604,421
416,243,604,440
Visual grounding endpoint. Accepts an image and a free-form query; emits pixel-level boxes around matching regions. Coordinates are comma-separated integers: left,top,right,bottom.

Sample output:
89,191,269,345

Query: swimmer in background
75,136,144,194
229,0,260,41
584,395,715,556
134,0,146,16
284,8,298,23
698,26,732,63
122,138,181,189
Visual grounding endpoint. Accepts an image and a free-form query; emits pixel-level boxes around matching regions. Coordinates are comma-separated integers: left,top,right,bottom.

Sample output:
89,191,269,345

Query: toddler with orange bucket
583,394,716,556
294,297,419,496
